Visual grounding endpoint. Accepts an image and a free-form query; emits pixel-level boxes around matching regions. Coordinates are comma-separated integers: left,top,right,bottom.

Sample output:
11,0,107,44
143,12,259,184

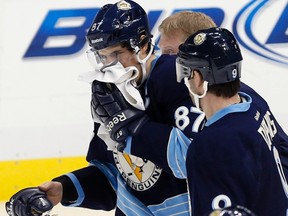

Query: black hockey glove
5,187,53,216
91,80,148,150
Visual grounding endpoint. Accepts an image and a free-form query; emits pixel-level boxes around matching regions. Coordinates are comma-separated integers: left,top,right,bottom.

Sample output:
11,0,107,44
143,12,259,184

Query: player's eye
96,53,115,65
98,54,108,63
86,48,119,71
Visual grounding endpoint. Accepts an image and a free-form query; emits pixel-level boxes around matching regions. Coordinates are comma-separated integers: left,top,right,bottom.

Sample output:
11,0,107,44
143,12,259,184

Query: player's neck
201,93,241,119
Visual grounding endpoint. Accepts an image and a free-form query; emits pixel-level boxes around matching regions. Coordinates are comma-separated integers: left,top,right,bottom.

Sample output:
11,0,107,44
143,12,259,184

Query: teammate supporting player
157,11,288,179
121,27,288,215
158,11,216,55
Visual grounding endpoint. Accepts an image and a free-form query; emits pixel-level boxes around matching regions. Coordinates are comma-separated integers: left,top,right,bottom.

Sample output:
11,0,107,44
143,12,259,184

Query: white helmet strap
184,77,208,110
134,42,154,85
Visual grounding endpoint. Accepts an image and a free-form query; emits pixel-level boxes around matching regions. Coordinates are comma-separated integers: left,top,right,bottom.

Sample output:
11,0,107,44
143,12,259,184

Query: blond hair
158,11,216,40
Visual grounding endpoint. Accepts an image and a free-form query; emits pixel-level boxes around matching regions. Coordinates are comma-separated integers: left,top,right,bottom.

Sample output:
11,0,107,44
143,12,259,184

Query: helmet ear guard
176,27,242,86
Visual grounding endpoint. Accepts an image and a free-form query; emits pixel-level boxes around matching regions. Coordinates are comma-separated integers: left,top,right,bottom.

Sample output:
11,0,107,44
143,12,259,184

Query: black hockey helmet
86,0,152,51
176,27,242,85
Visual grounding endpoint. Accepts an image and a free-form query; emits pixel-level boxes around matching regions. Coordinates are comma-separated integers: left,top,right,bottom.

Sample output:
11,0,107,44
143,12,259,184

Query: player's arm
52,164,117,210
6,164,117,215
124,121,190,178
91,80,191,177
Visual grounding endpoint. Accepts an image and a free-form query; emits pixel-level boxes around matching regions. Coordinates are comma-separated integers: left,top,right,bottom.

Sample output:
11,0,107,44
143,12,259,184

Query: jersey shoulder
194,109,261,152
148,55,189,101
150,54,178,84
240,82,269,107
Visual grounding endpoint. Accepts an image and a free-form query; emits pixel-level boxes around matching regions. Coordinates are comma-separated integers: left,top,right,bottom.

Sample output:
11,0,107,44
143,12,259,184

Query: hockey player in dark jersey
104,28,288,215
5,1,211,216
157,11,288,177
177,27,288,215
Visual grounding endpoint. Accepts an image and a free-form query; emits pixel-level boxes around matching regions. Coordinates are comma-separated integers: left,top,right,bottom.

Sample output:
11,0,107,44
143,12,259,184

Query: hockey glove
6,187,53,216
91,80,148,149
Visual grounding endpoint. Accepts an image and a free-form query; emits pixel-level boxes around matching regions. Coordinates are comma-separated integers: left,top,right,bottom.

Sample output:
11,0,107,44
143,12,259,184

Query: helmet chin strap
135,42,155,85
184,77,208,110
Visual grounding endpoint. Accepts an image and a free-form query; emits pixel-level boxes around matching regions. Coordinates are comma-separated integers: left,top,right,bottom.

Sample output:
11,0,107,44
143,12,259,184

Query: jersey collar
205,92,252,126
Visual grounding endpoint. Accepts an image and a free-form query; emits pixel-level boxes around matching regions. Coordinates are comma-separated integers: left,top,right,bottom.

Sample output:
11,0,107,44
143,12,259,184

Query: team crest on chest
113,149,162,191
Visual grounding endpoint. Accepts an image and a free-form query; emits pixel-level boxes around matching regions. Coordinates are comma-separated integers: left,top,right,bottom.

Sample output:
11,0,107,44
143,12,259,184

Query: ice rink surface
0,202,115,216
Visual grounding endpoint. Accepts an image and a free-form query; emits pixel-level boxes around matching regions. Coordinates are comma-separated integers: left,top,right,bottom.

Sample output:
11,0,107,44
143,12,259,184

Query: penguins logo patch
113,150,162,191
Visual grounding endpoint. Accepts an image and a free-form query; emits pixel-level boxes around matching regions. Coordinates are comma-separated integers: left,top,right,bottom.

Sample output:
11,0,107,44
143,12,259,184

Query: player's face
158,30,186,55
97,44,138,68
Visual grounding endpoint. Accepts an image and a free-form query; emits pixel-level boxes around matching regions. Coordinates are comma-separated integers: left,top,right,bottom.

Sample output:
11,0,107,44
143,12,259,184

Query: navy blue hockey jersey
240,83,288,179
58,55,204,216
186,92,288,216
125,91,288,216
